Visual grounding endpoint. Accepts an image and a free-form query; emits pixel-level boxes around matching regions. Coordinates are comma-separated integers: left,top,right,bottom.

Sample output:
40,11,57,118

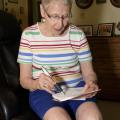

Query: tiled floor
97,100,120,120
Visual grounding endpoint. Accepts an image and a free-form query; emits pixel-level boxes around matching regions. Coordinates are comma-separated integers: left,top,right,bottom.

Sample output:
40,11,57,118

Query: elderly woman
17,0,102,120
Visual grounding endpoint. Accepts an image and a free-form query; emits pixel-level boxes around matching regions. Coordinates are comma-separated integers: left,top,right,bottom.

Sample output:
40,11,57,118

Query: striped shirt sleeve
70,26,92,62
17,29,33,64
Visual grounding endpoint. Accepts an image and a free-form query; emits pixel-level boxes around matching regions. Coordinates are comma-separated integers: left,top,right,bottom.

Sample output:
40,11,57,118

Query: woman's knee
43,107,72,120
76,102,103,120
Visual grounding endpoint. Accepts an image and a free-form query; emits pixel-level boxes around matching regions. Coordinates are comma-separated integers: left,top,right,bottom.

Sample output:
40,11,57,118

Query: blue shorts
29,90,96,119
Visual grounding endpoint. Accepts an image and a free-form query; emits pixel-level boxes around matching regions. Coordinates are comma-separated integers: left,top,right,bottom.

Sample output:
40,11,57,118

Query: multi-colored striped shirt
17,23,92,87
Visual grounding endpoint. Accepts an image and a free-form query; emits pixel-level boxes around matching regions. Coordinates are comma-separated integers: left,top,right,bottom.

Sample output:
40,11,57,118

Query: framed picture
97,23,114,36
110,0,120,8
96,0,106,4
75,0,94,9
78,25,93,36
114,22,120,36
8,0,18,3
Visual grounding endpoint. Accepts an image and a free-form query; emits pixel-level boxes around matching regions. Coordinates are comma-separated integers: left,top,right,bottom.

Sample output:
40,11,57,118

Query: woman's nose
56,18,64,28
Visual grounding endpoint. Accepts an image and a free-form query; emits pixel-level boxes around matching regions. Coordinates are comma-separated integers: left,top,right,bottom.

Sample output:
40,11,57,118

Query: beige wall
70,0,120,35
71,0,120,25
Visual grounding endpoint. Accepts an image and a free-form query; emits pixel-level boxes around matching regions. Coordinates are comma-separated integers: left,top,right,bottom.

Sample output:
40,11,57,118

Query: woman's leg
29,90,72,120
43,107,72,120
76,101,103,120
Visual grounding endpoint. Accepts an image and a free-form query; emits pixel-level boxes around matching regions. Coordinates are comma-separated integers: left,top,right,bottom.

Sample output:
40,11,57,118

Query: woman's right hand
37,73,56,94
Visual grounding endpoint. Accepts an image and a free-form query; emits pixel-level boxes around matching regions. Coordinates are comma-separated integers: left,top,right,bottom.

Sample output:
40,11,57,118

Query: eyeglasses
43,7,72,21
47,14,71,21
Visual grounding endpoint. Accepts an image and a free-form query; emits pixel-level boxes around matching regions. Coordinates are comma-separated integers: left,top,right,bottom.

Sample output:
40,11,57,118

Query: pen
41,66,65,94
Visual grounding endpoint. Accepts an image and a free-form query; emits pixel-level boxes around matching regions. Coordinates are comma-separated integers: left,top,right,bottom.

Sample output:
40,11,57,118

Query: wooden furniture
88,36,120,101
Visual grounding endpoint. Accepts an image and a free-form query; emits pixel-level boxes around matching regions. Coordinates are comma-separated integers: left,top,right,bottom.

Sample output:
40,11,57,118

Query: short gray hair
41,0,72,8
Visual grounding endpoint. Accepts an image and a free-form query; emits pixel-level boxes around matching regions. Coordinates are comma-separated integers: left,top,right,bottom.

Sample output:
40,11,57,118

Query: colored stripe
17,24,92,87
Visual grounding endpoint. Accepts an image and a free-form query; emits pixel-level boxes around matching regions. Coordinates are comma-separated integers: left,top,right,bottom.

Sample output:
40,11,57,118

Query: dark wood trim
88,36,120,101
28,0,33,25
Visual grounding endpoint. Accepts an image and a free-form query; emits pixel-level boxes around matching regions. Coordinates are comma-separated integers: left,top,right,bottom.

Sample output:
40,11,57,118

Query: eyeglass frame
42,5,72,21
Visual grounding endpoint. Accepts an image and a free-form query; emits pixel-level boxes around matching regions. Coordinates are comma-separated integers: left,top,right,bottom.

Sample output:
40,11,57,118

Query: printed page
52,87,100,102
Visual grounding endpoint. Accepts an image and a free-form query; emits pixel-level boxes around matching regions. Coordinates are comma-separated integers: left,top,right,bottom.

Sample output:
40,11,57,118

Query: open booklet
52,87,101,102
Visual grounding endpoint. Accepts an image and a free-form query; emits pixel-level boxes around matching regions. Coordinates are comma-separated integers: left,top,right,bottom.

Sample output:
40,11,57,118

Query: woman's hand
82,80,99,98
37,73,56,94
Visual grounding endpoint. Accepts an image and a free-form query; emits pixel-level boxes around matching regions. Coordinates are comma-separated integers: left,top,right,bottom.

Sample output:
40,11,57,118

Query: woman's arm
80,61,99,97
19,64,55,92
19,64,39,91
80,61,97,83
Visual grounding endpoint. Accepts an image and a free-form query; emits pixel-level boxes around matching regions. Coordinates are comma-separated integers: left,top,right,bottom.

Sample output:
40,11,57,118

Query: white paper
52,87,100,102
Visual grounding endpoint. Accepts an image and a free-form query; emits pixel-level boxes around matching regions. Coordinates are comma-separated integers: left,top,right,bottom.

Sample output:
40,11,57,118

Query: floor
97,100,120,120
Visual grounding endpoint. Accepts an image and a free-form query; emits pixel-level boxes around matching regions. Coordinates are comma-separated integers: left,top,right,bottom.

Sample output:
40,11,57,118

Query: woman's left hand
82,80,99,98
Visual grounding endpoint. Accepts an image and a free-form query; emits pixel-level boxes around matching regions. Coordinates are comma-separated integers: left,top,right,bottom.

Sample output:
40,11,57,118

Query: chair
0,10,38,120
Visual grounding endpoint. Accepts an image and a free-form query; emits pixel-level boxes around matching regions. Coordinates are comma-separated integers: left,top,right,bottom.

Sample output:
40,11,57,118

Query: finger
81,84,97,98
45,80,55,89
42,84,53,94
83,87,99,98
92,84,99,91
82,84,89,93
39,74,55,88
87,91,98,98
41,73,55,85
87,82,99,91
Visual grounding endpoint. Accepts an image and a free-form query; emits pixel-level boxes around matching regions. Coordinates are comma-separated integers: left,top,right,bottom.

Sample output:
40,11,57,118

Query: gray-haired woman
17,0,103,119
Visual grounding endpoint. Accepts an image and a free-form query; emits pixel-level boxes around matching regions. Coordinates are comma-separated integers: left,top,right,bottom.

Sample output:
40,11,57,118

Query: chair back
0,10,22,90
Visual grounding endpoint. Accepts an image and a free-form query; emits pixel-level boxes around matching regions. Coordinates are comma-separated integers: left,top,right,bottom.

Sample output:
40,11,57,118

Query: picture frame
8,0,18,4
110,0,120,8
97,23,114,36
78,25,93,36
75,0,94,9
96,0,106,4
114,22,120,36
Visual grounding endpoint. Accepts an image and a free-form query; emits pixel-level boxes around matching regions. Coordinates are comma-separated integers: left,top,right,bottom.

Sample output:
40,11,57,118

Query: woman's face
42,1,71,35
